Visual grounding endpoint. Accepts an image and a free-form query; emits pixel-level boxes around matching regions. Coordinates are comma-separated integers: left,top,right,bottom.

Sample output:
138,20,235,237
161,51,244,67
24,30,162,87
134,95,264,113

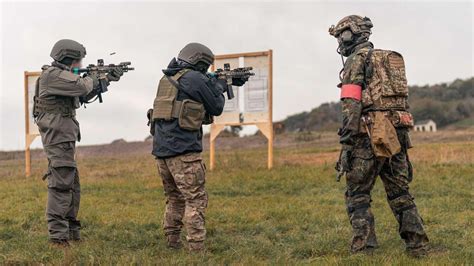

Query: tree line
282,77,474,131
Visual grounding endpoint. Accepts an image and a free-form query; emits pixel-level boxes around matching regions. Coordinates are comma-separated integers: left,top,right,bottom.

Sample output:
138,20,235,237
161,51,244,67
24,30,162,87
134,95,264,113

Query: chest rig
33,66,76,119
152,69,205,131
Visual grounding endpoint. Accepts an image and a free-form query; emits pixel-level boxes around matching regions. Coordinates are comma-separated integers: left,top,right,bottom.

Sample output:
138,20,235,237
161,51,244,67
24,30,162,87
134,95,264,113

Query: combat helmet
329,15,373,38
329,15,373,56
50,39,87,62
178,42,214,66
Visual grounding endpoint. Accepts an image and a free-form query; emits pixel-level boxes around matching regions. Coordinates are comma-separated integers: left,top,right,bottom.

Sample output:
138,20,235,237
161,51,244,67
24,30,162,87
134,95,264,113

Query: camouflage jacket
339,42,373,146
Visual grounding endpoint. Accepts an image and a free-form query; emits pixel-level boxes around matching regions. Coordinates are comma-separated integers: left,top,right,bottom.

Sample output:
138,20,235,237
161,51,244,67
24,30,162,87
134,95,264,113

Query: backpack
362,49,409,111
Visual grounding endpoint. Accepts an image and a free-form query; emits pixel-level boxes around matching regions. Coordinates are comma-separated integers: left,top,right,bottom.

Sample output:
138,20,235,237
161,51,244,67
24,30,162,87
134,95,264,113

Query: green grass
0,143,473,264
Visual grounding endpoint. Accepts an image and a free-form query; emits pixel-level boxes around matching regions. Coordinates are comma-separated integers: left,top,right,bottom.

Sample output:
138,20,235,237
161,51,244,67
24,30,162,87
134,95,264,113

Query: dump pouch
369,111,401,158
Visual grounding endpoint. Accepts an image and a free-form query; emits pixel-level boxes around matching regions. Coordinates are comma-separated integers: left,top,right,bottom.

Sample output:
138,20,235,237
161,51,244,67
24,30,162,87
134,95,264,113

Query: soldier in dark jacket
329,16,429,257
34,39,123,247
150,43,247,251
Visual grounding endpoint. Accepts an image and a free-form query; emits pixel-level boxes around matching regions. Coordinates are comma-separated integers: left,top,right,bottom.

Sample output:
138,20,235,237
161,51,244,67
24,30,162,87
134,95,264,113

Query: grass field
0,139,473,264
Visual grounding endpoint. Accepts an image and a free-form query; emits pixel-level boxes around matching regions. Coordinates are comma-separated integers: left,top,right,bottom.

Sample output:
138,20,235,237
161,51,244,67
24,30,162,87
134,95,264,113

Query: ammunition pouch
152,69,205,131
33,96,75,118
177,99,205,131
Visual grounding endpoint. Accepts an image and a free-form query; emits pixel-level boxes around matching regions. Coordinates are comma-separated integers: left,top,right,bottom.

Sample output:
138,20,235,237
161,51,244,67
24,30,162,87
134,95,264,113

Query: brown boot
49,239,70,248
166,234,182,249
188,241,205,252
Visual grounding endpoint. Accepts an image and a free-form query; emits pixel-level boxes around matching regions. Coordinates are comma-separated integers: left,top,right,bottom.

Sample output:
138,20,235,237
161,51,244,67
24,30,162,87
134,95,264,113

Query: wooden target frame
24,71,41,177
209,50,273,170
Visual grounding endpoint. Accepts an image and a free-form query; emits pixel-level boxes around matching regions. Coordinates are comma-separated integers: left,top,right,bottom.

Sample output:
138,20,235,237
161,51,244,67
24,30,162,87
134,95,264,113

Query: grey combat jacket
36,62,94,146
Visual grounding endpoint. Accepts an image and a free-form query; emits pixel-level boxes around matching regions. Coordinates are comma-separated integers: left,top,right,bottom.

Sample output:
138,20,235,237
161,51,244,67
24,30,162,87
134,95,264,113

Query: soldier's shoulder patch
58,70,79,82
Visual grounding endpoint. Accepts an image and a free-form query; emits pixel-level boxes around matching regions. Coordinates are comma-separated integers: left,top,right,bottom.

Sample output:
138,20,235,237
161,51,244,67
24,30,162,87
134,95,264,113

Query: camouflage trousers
345,129,429,252
157,152,208,244
43,141,81,241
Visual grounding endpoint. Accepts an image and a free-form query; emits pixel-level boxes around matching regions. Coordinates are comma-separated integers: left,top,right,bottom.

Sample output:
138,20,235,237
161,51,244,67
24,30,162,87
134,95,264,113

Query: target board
209,50,273,170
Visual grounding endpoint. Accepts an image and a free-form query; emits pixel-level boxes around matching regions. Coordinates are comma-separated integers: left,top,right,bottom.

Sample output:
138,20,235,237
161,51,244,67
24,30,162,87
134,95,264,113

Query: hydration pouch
370,111,401,158
178,99,205,131
364,49,409,111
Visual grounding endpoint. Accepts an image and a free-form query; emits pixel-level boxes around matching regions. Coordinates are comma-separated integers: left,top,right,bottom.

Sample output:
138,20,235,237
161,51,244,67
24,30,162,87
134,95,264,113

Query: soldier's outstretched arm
45,69,94,97
180,72,226,116
199,78,226,116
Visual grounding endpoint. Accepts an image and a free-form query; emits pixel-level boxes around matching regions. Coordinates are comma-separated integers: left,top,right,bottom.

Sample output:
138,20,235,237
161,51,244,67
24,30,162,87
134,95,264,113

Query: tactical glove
232,77,249,87
203,113,214,125
335,145,353,182
107,67,123,82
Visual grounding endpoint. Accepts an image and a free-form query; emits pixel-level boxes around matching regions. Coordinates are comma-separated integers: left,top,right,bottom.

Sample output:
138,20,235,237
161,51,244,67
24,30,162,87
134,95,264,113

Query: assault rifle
73,59,134,103
211,63,255,100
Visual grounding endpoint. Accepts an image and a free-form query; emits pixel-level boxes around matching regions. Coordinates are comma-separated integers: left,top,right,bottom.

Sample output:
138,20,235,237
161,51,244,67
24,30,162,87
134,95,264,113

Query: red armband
340,84,362,101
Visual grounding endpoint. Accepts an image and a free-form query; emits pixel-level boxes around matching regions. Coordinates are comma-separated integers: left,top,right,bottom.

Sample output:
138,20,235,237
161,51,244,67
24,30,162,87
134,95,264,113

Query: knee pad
346,190,371,215
388,191,415,214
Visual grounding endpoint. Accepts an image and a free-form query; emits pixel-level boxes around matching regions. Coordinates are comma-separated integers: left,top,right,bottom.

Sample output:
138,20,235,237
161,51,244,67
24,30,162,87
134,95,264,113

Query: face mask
339,30,353,43
337,30,355,57
195,62,210,74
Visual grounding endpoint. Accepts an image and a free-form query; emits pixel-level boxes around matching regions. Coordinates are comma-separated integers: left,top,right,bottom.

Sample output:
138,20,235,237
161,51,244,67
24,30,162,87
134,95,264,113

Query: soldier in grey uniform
34,39,123,247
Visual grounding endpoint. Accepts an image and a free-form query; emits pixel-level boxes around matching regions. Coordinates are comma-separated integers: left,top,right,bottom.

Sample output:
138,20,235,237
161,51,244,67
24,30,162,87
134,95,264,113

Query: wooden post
210,124,224,170
268,50,273,169
24,71,31,177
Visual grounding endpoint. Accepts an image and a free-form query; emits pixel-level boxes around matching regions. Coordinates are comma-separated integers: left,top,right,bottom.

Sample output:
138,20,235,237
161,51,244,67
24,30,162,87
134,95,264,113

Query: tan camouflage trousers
157,152,208,244
345,129,429,252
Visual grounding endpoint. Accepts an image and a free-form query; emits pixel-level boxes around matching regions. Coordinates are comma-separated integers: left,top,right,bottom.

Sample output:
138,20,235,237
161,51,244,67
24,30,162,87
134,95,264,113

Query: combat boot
166,234,182,249
49,239,70,248
406,246,429,258
188,241,205,252
69,230,81,242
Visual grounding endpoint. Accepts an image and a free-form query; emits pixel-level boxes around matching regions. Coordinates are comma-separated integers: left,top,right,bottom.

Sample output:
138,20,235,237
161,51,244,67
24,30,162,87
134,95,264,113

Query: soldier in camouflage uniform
34,39,123,247
329,16,429,257
150,43,248,251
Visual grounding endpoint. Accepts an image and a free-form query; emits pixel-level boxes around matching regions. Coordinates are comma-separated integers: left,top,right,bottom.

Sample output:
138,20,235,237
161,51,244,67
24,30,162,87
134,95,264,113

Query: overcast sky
1,0,472,151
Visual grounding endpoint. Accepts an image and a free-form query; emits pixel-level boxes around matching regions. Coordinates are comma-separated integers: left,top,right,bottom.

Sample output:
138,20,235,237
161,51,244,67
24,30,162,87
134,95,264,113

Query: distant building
414,119,437,132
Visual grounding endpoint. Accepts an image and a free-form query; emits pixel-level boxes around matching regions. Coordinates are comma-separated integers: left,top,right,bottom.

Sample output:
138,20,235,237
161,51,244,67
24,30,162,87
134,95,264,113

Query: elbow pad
340,84,362,101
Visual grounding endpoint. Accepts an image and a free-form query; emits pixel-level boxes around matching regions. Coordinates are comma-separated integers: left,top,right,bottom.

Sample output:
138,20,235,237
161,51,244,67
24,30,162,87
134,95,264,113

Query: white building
414,119,437,132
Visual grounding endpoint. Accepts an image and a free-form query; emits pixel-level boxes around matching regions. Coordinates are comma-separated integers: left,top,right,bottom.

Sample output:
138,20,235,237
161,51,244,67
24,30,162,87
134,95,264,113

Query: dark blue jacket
152,58,226,158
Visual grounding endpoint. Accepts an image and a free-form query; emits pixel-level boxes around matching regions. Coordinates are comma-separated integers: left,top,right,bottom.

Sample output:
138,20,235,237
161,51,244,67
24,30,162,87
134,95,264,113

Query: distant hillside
282,77,474,131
